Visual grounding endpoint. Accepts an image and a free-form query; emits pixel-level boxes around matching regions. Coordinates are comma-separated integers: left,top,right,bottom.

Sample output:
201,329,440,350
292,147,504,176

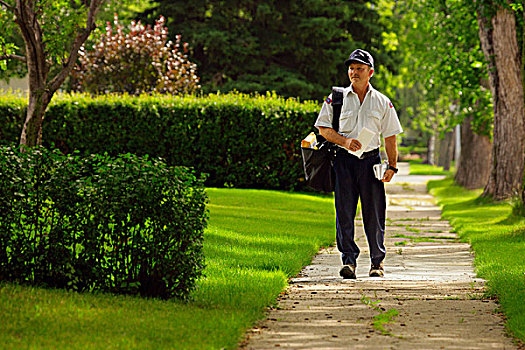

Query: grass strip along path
0,188,336,349
429,178,525,343
243,166,516,349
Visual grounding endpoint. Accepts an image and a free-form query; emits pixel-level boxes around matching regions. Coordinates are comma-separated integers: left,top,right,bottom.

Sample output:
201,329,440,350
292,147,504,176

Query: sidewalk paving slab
241,164,517,350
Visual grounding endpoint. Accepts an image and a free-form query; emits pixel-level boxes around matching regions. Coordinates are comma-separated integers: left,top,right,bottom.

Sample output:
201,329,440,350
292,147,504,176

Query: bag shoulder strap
331,87,344,132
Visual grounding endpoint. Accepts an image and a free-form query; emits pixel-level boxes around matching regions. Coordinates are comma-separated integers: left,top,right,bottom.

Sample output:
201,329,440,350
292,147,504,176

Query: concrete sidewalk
242,163,516,349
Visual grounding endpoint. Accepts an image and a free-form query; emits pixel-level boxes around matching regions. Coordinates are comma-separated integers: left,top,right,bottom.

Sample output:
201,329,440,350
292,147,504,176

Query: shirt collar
345,83,375,97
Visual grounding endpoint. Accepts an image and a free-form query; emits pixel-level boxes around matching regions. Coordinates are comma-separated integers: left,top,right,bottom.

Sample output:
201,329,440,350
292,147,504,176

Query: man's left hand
382,169,395,182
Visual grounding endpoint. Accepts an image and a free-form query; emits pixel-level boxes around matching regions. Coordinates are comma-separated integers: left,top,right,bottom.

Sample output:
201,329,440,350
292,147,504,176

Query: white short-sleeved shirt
314,84,403,152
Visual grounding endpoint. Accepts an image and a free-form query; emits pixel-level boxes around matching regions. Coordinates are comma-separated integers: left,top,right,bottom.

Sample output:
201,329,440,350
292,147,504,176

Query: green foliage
140,0,398,100
72,15,200,95
394,0,493,137
0,8,24,77
0,93,25,144
97,0,156,23
0,92,320,190
40,0,88,62
0,0,92,74
0,38,16,71
428,178,525,342
0,146,207,300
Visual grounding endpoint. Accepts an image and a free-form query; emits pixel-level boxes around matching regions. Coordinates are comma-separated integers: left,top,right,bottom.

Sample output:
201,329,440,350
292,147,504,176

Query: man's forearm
384,135,398,167
319,127,347,146
319,127,355,150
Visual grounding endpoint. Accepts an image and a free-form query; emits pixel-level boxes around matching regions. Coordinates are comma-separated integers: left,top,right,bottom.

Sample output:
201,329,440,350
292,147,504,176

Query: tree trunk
437,130,455,171
477,5,525,200
16,0,51,147
427,133,436,165
19,89,52,147
454,115,492,189
521,6,525,208
445,130,455,171
454,124,461,165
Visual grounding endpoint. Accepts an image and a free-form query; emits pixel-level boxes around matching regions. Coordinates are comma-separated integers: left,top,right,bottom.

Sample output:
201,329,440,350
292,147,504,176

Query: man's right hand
319,127,362,152
345,138,362,152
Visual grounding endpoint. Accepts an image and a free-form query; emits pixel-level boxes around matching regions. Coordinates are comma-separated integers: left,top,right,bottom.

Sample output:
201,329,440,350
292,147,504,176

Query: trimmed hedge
0,92,320,190
0,94,26,145
0,146,207,300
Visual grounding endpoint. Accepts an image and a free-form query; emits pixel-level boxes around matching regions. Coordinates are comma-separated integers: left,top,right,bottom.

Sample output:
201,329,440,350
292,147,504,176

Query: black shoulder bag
301,87,344,192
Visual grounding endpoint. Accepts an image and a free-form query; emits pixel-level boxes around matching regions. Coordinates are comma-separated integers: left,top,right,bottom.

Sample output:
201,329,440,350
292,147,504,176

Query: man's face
348,63,373,85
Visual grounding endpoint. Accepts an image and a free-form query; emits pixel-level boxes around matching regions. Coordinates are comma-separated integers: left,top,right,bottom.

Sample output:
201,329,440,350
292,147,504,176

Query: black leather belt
336,147,379,159
360,148,379,159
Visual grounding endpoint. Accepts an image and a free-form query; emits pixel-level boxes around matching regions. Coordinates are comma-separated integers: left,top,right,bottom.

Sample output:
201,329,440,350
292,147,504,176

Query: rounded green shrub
0,146,207,299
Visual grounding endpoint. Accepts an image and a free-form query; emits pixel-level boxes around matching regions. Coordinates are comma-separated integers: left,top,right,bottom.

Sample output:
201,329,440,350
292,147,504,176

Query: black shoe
339,265,356,279
369,262,384,277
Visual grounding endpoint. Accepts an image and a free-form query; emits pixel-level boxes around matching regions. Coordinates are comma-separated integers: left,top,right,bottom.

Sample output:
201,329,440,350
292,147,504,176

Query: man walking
314,49,403,279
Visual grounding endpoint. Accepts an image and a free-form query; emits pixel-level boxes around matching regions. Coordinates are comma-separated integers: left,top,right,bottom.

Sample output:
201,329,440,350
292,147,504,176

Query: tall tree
396,0,493,181
476,0,525,200
141,0,398,101
0,0,149,147
0,0,106,147
522,3,525,209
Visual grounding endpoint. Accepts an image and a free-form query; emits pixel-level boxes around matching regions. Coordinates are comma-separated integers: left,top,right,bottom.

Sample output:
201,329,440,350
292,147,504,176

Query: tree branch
0,54,27,62
15,0,47,87
48,0,104,92
0,0,15,12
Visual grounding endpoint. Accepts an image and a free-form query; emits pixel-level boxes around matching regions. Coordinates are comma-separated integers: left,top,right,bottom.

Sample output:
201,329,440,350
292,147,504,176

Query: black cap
344,49,374,69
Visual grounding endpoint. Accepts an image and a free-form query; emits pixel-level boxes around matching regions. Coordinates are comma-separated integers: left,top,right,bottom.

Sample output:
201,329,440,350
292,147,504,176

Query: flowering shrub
72,15,200,95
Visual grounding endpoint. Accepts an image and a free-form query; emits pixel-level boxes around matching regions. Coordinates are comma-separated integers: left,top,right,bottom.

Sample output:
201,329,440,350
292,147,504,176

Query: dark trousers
334,150,386,267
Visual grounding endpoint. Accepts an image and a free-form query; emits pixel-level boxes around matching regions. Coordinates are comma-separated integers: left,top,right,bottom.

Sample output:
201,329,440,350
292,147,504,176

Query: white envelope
347,127,375,158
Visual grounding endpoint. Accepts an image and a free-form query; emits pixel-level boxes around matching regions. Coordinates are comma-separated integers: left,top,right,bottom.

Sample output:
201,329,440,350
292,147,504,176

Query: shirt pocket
370,111,382,120
339,110,358,133
366,111,382,132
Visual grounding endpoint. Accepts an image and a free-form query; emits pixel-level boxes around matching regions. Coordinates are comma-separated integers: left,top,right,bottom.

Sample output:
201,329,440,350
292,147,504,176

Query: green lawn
428,178,525,343
398,145,428,156
0,188,336,349
408,159,453,175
